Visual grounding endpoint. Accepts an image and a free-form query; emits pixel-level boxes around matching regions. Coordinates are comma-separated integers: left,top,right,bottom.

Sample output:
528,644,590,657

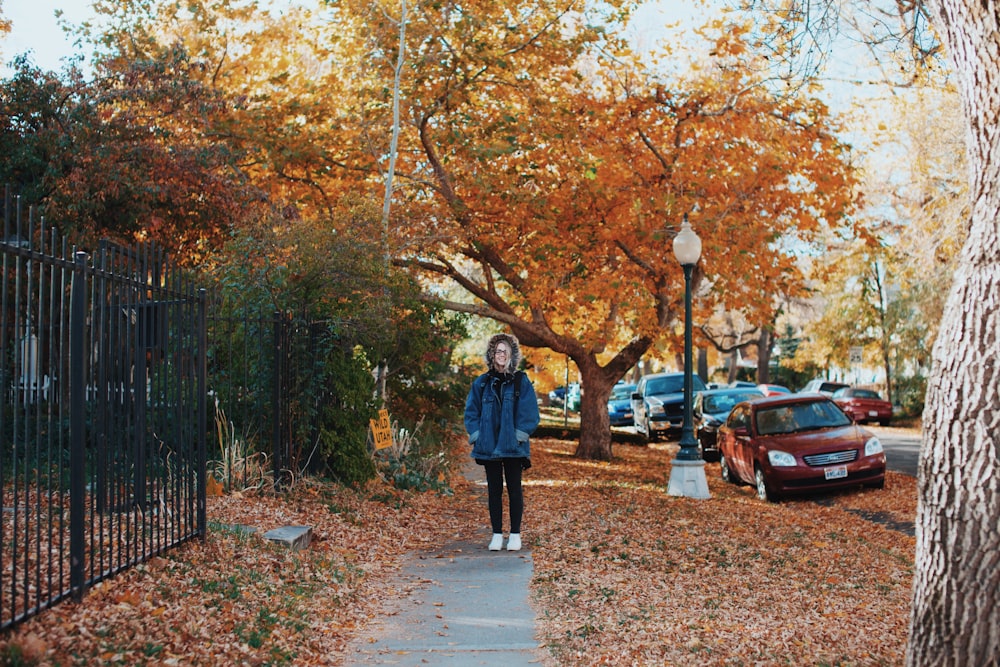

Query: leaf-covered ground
528,439,915,666
2,436,916,666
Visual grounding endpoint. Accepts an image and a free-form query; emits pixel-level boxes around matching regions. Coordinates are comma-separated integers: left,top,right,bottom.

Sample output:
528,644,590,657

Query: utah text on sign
370,409,393,450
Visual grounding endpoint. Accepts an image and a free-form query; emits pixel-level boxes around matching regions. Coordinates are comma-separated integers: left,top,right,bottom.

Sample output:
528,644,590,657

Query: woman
464,333,540,551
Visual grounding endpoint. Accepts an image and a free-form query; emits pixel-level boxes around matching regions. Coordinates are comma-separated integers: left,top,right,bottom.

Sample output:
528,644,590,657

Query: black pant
483,458,523,534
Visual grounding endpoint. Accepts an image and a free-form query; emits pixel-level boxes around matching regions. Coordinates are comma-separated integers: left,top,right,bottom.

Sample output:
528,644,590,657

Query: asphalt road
867,424,922,477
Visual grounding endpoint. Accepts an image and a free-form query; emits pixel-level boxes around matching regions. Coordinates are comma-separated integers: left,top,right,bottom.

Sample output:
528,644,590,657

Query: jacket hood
485,333,522,373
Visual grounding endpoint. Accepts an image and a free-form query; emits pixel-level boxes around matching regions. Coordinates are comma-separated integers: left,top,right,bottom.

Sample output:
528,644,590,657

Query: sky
5,0,719,77
2,0,879,115
2,0,94,74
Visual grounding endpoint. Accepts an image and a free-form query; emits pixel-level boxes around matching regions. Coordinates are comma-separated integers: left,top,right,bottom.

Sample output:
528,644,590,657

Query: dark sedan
607,383,637,426
716,394,886,502
693,387,764,461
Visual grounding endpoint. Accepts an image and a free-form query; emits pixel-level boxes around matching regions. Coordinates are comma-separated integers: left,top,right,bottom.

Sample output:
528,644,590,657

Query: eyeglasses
495,349,510,356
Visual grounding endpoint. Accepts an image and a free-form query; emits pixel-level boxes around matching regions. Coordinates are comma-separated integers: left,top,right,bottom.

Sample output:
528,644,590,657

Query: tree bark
757,326,772,384
909,1,1000,664
571,359,618,461
697,347,708,384
726,350,739,383
573,377,615,461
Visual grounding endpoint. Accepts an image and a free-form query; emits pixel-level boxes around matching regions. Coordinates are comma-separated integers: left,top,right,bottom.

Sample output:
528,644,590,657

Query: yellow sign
370,409,393,450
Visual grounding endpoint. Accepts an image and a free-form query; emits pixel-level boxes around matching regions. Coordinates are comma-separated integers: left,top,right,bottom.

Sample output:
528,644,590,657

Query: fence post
197,289,207,537
272,311,284,490
69,250,88,601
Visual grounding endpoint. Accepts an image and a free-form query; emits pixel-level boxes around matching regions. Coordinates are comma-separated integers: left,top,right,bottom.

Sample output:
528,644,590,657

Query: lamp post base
667,458,711,499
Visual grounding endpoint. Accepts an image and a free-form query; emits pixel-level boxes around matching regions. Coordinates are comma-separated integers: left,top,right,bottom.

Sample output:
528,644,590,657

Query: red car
717,394,886,502
831,387,893,426
757,383,791,397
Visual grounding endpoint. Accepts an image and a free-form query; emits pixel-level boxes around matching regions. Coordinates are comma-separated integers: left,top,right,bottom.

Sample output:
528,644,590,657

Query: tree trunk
909,1,1000,663
573,380,614,461
726,350,739,383
757,326,772,384
571,363,617,461
872,261,894,404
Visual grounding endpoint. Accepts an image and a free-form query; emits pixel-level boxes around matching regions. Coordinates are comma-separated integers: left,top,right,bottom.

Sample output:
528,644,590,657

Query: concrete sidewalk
344,462,545,666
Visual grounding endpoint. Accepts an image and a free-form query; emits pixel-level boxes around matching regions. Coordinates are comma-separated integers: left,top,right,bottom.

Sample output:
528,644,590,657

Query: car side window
727,405,748,429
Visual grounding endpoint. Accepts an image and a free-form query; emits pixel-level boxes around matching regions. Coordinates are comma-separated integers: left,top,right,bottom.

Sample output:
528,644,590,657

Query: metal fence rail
205,306,290,491
0,192,206,630
205,307,330,492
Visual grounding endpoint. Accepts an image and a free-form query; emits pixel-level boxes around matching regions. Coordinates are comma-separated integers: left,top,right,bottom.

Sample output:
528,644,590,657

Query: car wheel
720,455,737,484
864,477,886,489
754,465,779,502
644,418,658,443
879,419,891,427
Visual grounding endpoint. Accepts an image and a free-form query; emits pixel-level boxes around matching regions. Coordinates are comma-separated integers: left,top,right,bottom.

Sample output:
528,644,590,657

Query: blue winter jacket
464,370,540,461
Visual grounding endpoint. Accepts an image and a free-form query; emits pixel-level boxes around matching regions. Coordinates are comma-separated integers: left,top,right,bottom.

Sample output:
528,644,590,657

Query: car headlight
865,437,884,456
649,404,665,416
767,450,796,467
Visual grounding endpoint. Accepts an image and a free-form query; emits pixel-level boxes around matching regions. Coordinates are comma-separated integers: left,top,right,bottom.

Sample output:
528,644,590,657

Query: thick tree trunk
909,1,1000,664
571,363,617,461
573,379,614,461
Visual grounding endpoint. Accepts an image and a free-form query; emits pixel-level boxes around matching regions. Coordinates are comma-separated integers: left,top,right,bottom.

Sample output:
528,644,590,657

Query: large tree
908,1,1000,662
331,0,858,459
733,0,1000,660
58,0,858,460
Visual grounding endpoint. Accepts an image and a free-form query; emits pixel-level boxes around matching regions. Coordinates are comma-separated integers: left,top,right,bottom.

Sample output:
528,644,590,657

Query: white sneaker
507,534,521,551
488,534,504,551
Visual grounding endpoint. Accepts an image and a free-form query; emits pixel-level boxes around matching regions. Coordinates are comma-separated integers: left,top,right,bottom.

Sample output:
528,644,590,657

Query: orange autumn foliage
75,1,861,458
334,3,859,457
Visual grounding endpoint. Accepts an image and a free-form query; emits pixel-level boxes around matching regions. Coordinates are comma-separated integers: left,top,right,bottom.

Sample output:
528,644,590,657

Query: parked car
799,379,850,396
550,383,579,408
757,383,791,397
565,384,581,412
548,385,568,406
832,387,893,426
716,394,886,502
694,387,764,461
607,383,637,426
631,372,707,442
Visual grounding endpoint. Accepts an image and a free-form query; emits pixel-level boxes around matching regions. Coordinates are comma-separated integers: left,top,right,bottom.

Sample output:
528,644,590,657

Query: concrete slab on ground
345,538,543,666
345,458,544,666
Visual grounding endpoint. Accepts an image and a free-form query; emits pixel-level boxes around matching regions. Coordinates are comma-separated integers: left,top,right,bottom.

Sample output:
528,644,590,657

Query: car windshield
646,376,705,395
610,385,636,400
755,401,851,435
703,391,759,414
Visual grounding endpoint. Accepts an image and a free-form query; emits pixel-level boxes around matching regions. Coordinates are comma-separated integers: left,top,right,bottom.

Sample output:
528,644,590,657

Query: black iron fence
205,307,343,491
205,307,295,491
1,194,206,630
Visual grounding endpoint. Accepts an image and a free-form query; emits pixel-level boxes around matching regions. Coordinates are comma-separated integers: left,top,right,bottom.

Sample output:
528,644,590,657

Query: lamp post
667,214,711,499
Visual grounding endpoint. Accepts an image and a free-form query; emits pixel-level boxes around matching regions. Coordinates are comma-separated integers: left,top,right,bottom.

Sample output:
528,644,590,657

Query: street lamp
667,214,710,499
